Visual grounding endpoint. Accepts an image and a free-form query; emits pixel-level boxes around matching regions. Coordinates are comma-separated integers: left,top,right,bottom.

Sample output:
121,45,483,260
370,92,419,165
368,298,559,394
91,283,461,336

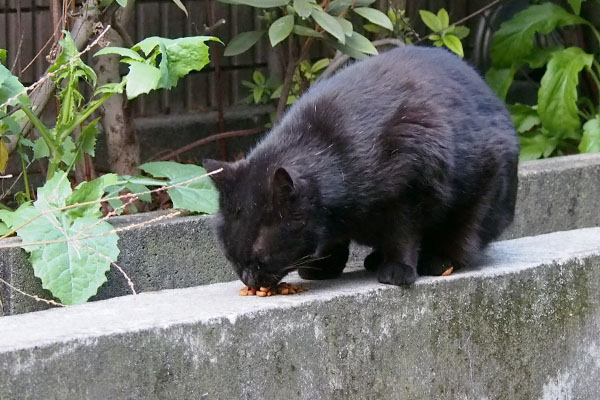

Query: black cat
204,46,519,287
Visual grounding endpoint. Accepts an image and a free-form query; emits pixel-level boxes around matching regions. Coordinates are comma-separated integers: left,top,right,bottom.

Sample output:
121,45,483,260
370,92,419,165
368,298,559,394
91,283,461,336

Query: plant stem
60,92,112,141
19,105,57,155
17,139,30,201
586,23,600,48
586,65,600,113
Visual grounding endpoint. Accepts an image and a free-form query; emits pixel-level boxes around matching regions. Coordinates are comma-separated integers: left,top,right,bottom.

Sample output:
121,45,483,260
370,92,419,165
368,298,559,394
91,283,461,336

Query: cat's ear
203,159,236,192
272,167,295,207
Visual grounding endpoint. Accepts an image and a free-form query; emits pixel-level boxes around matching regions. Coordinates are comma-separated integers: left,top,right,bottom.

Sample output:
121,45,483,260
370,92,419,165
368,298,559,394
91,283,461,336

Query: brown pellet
238,282,308,297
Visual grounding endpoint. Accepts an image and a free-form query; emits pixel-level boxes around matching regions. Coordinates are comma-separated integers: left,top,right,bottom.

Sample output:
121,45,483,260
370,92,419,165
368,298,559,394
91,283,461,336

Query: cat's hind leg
298,240,350,280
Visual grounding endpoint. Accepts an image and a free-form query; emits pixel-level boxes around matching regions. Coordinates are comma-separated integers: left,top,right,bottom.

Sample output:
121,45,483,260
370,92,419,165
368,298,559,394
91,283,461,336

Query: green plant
242,70,280,104
486,1,600,160
419,8,470,58
0,31,220,305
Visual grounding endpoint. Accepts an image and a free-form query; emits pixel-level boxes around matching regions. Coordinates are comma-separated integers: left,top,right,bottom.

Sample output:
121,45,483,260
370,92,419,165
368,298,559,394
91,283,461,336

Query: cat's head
204,159,324,287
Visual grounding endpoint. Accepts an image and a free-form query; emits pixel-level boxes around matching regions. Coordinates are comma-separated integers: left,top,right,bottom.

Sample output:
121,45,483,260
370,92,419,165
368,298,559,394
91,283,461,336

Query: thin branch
156,128,264,161
318,38,405,81
0,169,222,242
0,210,183,250
0,276,65,308
415,0,503,45
83,244,136,295
0,25,112,112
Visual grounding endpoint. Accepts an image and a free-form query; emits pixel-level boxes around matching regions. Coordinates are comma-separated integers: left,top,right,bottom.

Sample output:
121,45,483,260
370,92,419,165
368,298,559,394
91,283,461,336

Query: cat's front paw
377,262,417,286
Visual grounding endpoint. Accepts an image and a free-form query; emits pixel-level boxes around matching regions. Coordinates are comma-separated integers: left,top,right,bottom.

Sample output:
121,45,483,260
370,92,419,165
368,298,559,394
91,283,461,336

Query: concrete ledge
1,153,600,315
0,228,599,399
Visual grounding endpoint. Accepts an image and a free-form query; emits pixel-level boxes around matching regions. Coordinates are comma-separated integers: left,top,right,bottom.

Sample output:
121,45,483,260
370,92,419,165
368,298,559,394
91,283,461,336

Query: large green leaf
579,116,600,153
441,34,463,57
519,131,558,161
485,67,515,101
568,0,585,15
224,31,264,56
293,25,323,38
354,7,393,30
134,36,220,90
490,3,585,68
0,171,120,305
311,8,345,44
94,46,144,61
293,0,313,18
508,104,541,133
345,32,377,55
0,63,30,107
419,10,442,32
234,0,289,7
140,161,219,214
538,47,593,134
269,15,294,47
327,0,352,15
125,62,161,99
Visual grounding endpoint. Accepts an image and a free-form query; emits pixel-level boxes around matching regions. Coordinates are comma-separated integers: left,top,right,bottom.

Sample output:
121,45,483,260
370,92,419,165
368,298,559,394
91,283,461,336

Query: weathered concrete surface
504,152,600,239
1,153,600,315
0,228,599,399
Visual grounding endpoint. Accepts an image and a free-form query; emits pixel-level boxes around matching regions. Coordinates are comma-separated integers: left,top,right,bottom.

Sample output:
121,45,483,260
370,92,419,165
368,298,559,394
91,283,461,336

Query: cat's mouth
240,268,283,287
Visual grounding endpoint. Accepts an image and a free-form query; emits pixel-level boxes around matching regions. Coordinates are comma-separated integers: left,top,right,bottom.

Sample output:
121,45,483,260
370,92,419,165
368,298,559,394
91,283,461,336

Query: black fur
204,46,519,287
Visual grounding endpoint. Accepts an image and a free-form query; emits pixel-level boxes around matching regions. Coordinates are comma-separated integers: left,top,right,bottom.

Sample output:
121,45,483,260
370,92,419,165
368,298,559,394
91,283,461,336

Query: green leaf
346,32,377,55
363,23,382,33
224,31,264,56
453,25,470,40
0,49,6,64
328,39,369,60
579,116,600,153
419,10,442,32
327,0,352,15
538,47,593,134
437,8,449,28
0,221,9,236
311,8,345,44
490,3,586,68
116,0,127,6
104,181,151,213
253,70,265,85
568,0,584,15
94,46,144,61
521,46,562,69
311,58,330,72
0,171,120,305
354,7,393,31
337,17,353,37
125,62,161,99
0,63,30,107
234,0,289,7
508,104,541,133
171,0,189,16
79,118,101,157
32,137,50,160
133,36,220,90
139,162,219,214
485,67,515,101
67,174,118,219
293,25,323,37
60,136,77,166
294,0,313,18
269,15,295,47
441,35,463,57
519,131,558,160
253,86,264,103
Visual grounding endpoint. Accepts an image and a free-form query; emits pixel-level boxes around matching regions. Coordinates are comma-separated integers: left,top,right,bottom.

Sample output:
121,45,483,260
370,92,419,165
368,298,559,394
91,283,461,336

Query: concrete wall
1,228,599,399
1,153,600,315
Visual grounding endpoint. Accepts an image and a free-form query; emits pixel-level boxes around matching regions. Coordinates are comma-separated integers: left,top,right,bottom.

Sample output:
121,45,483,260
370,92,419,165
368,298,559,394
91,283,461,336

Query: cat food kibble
238,282,307,297
441,266,454,276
